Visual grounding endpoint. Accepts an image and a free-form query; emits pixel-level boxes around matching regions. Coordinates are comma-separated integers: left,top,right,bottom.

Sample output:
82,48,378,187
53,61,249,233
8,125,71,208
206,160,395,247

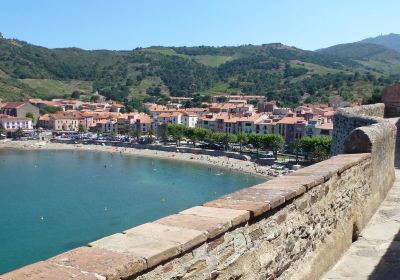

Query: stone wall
2,104,397,280
382,84,400,117
331,103,385,155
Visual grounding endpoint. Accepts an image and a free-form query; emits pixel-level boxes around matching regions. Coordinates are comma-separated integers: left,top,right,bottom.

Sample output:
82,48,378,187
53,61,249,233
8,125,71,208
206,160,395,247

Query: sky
1,0,399,51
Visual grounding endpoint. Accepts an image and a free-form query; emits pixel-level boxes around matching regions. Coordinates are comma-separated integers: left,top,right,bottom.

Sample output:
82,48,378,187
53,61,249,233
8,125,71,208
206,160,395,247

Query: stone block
223,188,285,209
286,174,325,189
0,261,97,280
124,222,207,252
203,198,270,217
155,214,230,239
49,246,146,280
89,233,180,268
180,206,250,227
251,184,301,201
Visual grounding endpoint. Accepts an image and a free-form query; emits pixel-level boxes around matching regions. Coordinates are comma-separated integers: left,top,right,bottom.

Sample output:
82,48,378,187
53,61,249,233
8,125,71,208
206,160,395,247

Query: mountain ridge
0,35,399,108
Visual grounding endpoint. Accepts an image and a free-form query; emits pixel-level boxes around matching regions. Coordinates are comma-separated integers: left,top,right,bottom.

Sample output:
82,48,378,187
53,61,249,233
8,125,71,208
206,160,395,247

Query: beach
0,140,291,178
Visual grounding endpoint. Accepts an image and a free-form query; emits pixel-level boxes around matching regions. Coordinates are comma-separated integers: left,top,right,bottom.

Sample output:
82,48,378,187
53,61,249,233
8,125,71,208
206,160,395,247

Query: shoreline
0,140,283,179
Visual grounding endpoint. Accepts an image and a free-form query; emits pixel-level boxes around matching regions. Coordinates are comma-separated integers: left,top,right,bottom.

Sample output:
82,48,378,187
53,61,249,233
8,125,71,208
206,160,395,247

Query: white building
0,116,33,131
182,113,198,128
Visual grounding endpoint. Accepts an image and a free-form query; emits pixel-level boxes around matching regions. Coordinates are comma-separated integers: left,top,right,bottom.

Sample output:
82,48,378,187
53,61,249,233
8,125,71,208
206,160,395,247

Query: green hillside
0,36,399,107
361,33,400,53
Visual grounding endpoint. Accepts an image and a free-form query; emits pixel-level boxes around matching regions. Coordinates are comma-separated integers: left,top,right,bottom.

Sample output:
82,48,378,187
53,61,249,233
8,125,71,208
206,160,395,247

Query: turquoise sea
0,149,262,274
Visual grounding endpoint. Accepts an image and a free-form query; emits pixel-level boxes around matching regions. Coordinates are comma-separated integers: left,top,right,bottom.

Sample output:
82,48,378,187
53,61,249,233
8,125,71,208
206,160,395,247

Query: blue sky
1,0,399,50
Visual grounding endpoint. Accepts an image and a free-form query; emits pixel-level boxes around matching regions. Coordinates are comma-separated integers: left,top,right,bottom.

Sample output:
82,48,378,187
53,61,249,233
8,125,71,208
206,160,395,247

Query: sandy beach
0,140,288,179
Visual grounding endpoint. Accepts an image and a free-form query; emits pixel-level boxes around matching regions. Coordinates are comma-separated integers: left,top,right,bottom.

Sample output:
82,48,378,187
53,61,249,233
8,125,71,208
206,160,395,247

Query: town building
0,102,40,125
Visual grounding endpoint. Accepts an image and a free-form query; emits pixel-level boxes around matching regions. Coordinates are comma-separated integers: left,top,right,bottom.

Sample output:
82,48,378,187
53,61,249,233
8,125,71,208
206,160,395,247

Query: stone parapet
331,103,385,155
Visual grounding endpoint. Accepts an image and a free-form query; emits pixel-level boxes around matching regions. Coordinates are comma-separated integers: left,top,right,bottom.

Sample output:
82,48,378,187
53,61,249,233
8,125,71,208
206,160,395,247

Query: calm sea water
0,149,262,274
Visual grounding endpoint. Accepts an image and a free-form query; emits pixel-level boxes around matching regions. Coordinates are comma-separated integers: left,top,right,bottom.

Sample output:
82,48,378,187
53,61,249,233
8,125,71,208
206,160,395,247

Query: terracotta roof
277,116,306,125
0,116,31,121
1,102,26,109
316,122,333,130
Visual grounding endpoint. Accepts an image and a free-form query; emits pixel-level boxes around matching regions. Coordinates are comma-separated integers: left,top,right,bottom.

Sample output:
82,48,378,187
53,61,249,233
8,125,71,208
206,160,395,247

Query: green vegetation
165,124,286,159
39,105,63,115
0,37,399,105
291,136,332,162
25,112,35,123
19,79,92,99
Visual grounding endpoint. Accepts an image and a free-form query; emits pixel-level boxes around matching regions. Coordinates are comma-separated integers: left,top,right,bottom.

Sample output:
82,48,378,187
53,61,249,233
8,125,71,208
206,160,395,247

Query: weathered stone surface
134,154,388,280
88,233,180,268
155,214,230,239
49,246,145,280
274,174,324,190
251,184,300,201
124,222,207,252
331,103,385,155
180,206,250,227
223,188,285,209
323,169,400,279
203,198,270,217
0,261,97,280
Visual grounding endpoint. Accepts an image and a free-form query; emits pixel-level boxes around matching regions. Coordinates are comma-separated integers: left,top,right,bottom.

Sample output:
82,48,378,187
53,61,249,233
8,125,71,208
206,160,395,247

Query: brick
203,198,270,217
224,188,285,209
0,261,97,280
124,222,207,252
89,233,180,268
180,206,250,227
49,246,146,280
155,214,230,239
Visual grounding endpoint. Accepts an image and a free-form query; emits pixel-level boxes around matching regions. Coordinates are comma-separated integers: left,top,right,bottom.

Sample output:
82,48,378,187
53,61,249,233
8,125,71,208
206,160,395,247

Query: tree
110,131,117,141
210,132,225,147
40,105,62,115
264,134,285,160
134,129,142,141
289,139,302,164
147,129,155,144
194,128,211,142
90,95,99,103
248,133,264,156
15,128,24,139
0,124,5,135
95,125,102,137
78,124,86,137
236,133,248,152
222,133,237,151
184,127,198,146
299,136,332,162
167,124,186,146
25,112,35,123
71,91,81,99
118,124,131,136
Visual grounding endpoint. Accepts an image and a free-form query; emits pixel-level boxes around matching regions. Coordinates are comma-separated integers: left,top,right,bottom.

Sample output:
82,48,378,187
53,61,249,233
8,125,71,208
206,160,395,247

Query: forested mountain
0,34,399,108
361,33,400,53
